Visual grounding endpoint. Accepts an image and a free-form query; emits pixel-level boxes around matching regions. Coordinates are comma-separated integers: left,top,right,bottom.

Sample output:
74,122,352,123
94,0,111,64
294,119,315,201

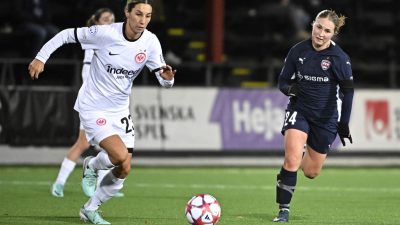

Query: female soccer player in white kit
28,0,176,224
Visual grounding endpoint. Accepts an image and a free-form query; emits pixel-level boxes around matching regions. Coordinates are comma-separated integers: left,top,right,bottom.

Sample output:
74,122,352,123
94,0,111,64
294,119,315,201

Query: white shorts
78,109,135,148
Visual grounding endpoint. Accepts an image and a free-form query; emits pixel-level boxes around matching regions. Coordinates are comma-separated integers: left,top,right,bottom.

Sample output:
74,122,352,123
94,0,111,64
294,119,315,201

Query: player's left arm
155,65,176,81
334,55,354,146
147,35,176,88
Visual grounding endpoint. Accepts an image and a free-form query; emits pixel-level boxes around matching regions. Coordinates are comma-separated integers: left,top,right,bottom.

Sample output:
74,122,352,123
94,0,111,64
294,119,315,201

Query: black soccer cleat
273,208,289,222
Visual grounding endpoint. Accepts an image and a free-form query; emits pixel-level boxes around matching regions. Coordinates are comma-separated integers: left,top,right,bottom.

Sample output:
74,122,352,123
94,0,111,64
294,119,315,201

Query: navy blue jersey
278,39,353,125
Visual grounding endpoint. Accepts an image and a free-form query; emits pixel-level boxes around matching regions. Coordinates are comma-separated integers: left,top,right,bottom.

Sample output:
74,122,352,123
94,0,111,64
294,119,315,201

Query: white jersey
36,22,174,114
81,49,94,82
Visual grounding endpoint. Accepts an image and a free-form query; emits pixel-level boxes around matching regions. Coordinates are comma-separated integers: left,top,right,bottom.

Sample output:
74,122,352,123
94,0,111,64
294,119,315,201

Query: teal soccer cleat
114,192,124,198
273,209,289,222
82,156,98,197
51,183,64,197
79,206,111,224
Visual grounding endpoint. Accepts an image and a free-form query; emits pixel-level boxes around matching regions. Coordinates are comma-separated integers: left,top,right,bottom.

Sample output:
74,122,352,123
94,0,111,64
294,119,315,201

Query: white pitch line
1,180,400,193
135,183,400,193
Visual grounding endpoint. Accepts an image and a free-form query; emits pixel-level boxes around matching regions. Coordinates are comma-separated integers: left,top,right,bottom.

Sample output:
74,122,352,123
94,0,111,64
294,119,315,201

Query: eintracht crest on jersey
135,51,146,64
73,22,167,112
36,22,172,113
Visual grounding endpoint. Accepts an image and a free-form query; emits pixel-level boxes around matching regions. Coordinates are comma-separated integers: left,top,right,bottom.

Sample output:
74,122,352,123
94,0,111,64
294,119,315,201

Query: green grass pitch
0,166,399,225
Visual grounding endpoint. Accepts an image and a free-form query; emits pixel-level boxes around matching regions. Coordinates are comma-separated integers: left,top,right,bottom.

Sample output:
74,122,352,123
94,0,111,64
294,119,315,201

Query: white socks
88,150,114,171
97,169,108,186
84,171,125,211
55,157,76,185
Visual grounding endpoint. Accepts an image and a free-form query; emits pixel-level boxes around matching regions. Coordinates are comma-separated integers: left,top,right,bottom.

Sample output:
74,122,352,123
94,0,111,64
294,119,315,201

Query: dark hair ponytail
86,8,114,26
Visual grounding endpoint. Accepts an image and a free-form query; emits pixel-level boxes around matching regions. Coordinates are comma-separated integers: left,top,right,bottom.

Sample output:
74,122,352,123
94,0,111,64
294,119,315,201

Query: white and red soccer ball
185,194,221,225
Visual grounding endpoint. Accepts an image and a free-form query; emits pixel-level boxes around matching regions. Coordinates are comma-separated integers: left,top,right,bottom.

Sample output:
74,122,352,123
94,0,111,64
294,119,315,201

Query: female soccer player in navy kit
273,10,354,222
28,0,176,224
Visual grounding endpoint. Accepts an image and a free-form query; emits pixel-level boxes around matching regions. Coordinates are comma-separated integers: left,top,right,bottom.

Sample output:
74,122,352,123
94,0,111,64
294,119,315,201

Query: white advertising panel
131,88,400,152
344,90,400,151
130,87,221,150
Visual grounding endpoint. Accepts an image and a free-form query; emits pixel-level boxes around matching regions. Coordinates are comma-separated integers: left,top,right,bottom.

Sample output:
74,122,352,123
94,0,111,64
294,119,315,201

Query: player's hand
338,122,353,146
159,65,177,81
28,59,45,80
287,83,299,96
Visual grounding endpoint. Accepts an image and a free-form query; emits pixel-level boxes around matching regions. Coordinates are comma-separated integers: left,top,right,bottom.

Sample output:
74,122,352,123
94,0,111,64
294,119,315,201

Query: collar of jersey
122,22,143,42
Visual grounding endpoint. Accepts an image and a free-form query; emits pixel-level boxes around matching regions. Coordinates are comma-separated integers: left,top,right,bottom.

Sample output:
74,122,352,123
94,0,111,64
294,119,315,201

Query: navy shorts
281,109,337,154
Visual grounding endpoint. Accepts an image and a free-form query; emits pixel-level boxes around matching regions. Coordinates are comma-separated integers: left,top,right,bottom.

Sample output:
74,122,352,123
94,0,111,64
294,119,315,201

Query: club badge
135,52,146,64
321,59,331,70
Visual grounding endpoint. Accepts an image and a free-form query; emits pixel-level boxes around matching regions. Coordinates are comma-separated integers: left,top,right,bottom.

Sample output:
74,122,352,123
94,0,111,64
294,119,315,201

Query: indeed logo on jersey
105,64,139,79
296,72,329,83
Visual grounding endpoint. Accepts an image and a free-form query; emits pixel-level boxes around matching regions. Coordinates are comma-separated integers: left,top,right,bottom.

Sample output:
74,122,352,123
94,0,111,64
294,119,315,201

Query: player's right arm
28,25,106,80
28,59,45,80
28,28,78,79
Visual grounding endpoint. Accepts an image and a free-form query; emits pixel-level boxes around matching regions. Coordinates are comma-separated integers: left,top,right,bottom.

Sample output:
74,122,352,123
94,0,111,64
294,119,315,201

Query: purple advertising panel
210,89,288,151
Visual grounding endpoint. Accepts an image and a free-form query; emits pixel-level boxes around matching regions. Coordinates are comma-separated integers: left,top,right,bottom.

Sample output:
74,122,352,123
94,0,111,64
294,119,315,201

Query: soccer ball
185,194,221,225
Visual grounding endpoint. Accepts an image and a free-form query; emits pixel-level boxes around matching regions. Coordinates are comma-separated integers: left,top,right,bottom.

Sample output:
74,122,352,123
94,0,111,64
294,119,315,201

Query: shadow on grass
0,215,184,225
228,212,307,224
0,215,83,224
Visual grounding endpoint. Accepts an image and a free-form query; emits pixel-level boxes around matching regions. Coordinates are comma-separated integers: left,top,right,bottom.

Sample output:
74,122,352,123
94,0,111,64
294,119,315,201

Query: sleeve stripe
151,67,162,73
151,67,173,74
74,28,80,45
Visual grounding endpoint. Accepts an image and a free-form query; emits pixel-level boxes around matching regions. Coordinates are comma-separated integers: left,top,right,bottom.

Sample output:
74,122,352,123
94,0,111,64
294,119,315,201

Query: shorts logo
135,52,146,64
96,118,107,126
321,59,331,70
88,25,98,35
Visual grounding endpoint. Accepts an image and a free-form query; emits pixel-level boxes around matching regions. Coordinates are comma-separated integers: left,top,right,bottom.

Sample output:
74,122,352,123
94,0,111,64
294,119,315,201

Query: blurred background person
149,0,182,65
259,0,311,41
14,0,60,57
50,7,117,198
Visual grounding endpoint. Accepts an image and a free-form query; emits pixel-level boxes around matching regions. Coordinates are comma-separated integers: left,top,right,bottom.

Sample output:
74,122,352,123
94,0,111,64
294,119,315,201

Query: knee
77,138,90,150
114,156,131,178
112,151,129,166
283,156,301,171
120,163,131,177
302,169,320,179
